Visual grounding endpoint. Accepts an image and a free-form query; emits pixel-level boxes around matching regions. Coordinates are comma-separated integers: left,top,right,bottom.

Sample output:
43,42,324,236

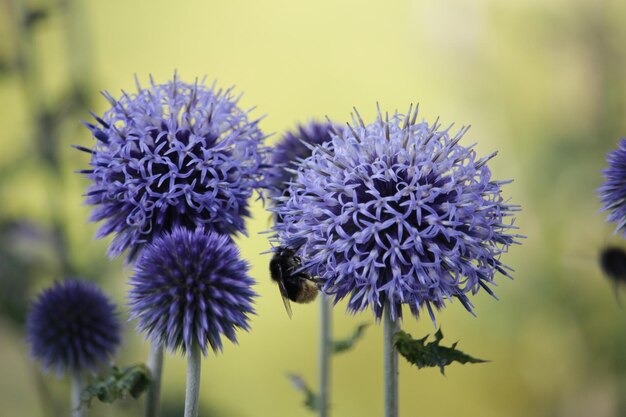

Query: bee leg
613,281,623,309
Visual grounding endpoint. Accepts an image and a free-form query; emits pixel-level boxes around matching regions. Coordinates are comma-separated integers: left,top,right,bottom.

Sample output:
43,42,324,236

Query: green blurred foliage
395,329,487,375
1,0,626,416
332,323,370,355
82,364,151,407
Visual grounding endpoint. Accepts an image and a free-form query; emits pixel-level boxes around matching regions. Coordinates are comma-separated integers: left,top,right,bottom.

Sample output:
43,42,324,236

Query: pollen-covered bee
269,246,319,318
599,246,626,305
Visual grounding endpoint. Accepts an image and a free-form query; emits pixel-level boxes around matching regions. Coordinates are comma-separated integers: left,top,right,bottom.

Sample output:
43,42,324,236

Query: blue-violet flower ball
599,138,626,234
272,106,521,321
268,121,341,198
77,75,269,261
128,227,256,355
26,279,121,375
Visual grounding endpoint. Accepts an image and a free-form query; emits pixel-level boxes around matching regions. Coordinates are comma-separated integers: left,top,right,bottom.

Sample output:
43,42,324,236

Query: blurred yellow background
1,0,626,416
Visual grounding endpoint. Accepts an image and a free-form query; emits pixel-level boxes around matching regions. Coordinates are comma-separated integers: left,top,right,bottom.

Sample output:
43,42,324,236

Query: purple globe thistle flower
76,75,269,261
268,121,341,198
272,106,521,321
599,138,626,234
26,279,121,375
128,227,256,355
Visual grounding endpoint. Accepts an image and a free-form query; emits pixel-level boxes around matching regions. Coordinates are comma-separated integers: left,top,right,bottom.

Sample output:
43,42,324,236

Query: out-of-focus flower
272,106,521,321
599,138,626,234
26,279,121,375
76,75,269,261
268,121,340,198
128,227,256,355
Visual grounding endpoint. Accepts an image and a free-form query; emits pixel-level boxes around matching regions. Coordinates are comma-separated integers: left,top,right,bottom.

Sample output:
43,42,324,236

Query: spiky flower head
268,121,341,198
77,75,269,261
272,106,521,321
128,227,256,355
26,279,121,375
599,138,626,234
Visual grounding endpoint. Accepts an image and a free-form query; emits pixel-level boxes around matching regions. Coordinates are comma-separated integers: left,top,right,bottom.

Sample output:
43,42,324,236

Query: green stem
71,370,85,417
318,293,331,417
145,344,164,417
383,302,399,417
184,343,202,417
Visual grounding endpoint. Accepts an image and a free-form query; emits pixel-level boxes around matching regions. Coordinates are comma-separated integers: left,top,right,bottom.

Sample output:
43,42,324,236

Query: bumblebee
599,246,626,305
600,247,626,280
269,246,319,318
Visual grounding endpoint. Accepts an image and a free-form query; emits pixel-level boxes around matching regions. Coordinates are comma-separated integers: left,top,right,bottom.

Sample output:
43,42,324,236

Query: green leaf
332,322,370,354
81,364,151,407
287,373,319,412
395,329,488,375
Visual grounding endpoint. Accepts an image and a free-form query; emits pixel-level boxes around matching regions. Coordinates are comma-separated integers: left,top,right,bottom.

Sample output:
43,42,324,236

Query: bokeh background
1,0,626,416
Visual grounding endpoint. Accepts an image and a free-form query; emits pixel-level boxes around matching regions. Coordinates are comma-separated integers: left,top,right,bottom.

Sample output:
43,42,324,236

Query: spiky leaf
287,373,319,412
81,364,151,406
332,323,370,354
395,329,487,374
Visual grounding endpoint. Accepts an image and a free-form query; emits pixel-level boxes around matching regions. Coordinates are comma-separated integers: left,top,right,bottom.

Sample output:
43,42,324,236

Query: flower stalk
145,344,164,417
318,293,331,417
128,228,255,415
269,105,521,417
383,301,399,417
184,343,202,417
71,370,85,417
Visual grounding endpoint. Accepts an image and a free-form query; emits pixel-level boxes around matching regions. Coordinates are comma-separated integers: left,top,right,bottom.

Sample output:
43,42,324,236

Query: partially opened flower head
272,106,521,321
26,279,121,375
77,74,269,261
599,138,626,233
268,121,341,198
128,227,256,355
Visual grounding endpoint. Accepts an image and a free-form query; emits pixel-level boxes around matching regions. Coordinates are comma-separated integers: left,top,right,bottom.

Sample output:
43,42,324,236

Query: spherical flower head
77,75,269,261
128,227,256,355
599,138,626,234
268,121,341,198
272,106,521,321
26,279,121,375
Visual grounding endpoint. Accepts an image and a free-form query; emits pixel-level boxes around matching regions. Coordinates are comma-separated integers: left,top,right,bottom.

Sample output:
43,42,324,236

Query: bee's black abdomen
283,278,303,302
600,247,626,282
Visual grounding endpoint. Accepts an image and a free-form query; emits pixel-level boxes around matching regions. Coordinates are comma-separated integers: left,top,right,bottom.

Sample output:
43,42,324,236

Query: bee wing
277,280,293,319
281,294,294,319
